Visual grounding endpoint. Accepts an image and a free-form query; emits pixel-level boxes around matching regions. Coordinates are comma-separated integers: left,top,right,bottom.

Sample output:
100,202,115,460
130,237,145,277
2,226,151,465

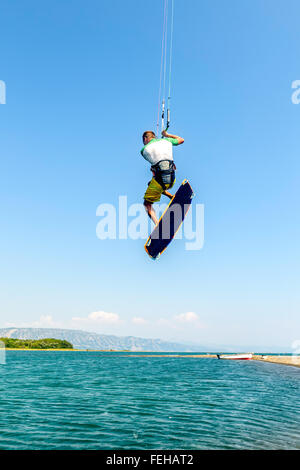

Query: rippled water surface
0,351,299,449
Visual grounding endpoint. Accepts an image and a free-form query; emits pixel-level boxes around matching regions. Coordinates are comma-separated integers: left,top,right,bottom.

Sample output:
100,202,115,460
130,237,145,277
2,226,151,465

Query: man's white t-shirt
141,138,179,166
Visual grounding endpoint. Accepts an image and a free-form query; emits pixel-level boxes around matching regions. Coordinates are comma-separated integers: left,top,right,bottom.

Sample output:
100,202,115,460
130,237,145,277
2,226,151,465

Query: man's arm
162,130,184,145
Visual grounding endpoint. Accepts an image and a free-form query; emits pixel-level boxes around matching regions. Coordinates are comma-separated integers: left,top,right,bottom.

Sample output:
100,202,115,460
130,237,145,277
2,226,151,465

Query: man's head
142,131,156,145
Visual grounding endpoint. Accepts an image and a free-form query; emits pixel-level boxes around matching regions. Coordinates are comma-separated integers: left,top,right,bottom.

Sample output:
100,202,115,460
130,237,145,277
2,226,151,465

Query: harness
151,160,176,190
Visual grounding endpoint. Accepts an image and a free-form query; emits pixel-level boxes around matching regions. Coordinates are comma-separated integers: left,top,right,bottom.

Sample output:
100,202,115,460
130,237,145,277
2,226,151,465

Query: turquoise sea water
0,351,299,450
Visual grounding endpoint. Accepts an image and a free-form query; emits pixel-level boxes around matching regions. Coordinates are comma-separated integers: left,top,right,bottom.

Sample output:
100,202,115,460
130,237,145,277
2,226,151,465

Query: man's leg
162,177,176,200
143,178,163,225
162,190,174,200
143,200,159,225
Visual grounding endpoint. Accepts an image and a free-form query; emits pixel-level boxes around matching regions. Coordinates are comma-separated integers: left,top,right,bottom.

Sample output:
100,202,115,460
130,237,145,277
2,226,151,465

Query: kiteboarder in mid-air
141,129,184,225
140,0,194,259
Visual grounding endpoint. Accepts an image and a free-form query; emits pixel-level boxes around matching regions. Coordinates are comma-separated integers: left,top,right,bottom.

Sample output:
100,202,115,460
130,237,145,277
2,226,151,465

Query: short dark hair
142,131,156,141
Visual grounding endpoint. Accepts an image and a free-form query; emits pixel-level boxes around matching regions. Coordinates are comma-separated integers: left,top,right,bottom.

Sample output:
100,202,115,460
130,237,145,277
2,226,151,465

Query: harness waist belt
151,160,176,190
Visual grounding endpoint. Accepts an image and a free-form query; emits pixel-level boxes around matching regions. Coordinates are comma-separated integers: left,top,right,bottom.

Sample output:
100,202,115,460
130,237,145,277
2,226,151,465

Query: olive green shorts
144,177,175,203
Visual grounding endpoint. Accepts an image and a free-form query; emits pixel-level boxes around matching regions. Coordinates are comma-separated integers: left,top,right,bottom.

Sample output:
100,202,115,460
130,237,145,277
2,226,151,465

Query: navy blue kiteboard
145,180,194,260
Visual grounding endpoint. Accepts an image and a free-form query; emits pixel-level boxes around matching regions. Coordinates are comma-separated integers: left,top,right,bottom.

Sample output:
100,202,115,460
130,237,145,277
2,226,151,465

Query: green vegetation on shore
0,337,73,350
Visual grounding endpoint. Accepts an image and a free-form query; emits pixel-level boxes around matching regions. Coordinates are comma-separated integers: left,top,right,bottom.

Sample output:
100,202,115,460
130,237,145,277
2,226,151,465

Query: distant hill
0,328,207,352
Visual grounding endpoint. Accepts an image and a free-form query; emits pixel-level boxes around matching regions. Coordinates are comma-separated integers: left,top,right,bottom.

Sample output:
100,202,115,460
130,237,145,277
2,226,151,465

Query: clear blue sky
1,0,299,350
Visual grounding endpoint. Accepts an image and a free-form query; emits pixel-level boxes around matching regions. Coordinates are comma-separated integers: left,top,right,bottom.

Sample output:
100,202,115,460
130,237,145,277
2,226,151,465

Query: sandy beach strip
3,350,300,368
126,354,300,368
3,349,216,356
253,355,300,368
123,354,217,358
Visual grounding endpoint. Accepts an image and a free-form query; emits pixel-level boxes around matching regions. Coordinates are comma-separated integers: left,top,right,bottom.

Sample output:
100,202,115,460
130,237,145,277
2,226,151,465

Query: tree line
0,337,73,349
